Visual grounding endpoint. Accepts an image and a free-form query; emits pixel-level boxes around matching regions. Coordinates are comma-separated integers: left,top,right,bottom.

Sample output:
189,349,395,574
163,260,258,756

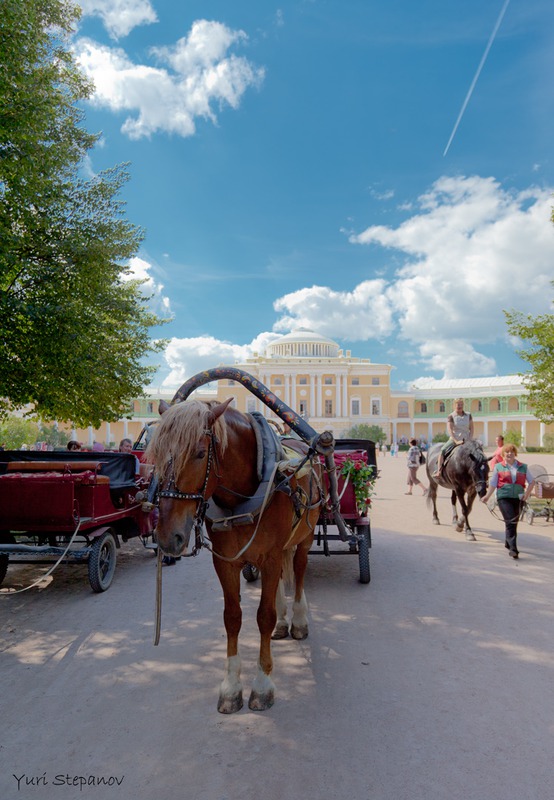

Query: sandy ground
1,450,554,800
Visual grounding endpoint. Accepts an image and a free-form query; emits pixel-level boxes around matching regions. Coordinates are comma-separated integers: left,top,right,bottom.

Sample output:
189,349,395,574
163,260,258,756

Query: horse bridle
156,428,215,555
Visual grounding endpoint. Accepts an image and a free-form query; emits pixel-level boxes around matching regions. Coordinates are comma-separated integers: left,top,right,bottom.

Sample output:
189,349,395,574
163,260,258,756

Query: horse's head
467,442,490,497
145,398,232,557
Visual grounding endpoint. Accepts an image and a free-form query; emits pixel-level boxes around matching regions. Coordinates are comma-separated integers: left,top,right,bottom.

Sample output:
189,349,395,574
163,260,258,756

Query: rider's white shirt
450,412,471,441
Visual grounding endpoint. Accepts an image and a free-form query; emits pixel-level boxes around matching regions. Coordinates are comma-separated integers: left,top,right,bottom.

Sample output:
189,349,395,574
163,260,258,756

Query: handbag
419,450,426,465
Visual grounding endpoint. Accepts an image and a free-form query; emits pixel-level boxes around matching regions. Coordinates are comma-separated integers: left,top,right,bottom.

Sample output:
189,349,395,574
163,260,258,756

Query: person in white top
433,398,474,478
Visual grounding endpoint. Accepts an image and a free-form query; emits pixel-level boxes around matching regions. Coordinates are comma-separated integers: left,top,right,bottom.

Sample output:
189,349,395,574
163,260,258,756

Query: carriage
313,437,377,583
0,450,157,592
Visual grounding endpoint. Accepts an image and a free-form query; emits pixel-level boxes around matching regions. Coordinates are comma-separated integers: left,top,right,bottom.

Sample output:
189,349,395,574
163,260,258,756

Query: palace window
299,377,307,385
371,399,381,416
273,377,282,385
398,401,409,418
324,400,333,417
351,400,360,416
439,402,445,413
372,377,380,385
352,378,360,386
147,402,154,414
324,377,333,385
420,402,427,413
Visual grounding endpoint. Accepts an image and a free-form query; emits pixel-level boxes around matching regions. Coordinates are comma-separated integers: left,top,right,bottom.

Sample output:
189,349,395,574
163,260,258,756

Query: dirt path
2,451,554,800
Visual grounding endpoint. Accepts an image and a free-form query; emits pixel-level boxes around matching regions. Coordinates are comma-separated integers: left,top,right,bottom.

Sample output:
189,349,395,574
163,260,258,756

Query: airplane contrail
443,0,511,156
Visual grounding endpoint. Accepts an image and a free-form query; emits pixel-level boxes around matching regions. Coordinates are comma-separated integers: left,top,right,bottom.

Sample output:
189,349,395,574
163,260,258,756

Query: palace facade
69,329,553,449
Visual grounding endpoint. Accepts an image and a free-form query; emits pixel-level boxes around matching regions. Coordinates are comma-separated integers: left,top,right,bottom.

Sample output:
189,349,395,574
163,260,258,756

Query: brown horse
146,398,324,714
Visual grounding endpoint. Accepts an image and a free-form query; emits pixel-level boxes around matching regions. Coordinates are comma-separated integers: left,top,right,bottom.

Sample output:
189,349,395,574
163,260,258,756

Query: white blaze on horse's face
157,438,212,557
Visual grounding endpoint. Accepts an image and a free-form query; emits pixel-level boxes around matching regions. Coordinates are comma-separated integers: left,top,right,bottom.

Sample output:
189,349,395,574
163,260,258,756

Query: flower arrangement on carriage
339,457,377,516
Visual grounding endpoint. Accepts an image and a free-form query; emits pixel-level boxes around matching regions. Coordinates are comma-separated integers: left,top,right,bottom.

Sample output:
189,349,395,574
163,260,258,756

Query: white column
285,374,290,406
483,419,489,445
428,422,433,442
310,374,315,418
521,420,527,448
335,376,341,417
123,419,129,438
540,423,545,447
290,375,296,411
88,425,94,446
105,422,111,446
342,373,348,416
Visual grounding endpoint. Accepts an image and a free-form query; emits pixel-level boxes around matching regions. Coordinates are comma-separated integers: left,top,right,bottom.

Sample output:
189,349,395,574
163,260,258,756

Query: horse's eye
196,449,206,460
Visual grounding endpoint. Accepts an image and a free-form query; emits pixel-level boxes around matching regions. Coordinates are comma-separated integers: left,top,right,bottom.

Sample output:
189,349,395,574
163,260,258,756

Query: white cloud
74,20,265,139
270,176,553,377
161,332,281,386
154,175,554,383
79,0,157,39
417,340,497,379
121,256,172,316
273,281,395,340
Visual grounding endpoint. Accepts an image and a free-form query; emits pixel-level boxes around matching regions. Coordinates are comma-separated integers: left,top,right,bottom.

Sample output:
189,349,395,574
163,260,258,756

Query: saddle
206,412,289,531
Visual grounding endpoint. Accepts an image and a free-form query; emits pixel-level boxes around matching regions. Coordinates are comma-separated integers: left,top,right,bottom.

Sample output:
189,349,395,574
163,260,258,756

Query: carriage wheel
88,530,117,593
242,563,260,583
356,528,371,584
356,522,371,549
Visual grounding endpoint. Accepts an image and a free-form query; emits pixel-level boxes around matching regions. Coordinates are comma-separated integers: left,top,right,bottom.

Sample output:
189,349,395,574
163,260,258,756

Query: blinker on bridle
156,428,215,555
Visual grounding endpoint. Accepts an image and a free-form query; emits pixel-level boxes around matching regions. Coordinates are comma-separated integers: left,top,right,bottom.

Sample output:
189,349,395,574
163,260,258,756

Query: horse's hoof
290,624,308,640
248,689,274,711
272,623,289,640
466,532,476,541
217,692,243,714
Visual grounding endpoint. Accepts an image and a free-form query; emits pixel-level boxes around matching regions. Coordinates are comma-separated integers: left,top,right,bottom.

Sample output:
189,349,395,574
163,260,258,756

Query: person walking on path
481,444,535,559
405,438,428,496
488,434,504,470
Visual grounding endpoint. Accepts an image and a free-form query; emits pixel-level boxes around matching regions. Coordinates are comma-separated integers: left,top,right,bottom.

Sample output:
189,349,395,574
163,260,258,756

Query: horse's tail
281,547,296,593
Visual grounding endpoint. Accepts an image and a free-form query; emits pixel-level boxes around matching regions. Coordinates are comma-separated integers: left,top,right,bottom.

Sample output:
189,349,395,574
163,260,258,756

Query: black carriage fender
89,527,121,548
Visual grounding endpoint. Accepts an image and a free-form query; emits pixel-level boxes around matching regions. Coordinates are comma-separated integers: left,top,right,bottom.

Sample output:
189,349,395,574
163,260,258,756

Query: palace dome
266,329,340,358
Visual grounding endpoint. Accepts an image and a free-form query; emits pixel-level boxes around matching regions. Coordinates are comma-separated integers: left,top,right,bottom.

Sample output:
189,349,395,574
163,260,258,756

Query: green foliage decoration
339,458,376,514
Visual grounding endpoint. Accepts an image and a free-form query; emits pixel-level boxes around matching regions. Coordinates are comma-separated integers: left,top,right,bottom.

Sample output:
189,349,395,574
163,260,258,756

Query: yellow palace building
73,329,553,449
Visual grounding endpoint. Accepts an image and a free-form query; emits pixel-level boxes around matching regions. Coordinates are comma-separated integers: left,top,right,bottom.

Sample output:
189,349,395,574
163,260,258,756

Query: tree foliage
505,281,554,425
342,423,387,444
0,0,166,427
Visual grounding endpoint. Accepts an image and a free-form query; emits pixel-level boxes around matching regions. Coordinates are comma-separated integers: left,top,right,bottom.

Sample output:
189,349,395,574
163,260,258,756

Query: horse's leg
451,490,460,529
428,481,440,524
272,577,289,639
461,488,477,541
213,560,244,714
290,538,311,640
249,557,281,711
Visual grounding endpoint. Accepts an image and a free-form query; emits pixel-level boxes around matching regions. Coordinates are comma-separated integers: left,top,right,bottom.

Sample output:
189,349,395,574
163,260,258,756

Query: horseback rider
433,398,474,478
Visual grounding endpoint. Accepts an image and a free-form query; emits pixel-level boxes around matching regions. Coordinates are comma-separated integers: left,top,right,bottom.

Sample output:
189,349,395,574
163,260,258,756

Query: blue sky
73,0,554,390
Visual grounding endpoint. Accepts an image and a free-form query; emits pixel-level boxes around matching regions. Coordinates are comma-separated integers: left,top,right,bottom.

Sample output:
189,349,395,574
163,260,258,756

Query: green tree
0,417,40,448
0,0,166,427
505,280,554,425
503,429,522,448
342,424,387,444
433,432,449,443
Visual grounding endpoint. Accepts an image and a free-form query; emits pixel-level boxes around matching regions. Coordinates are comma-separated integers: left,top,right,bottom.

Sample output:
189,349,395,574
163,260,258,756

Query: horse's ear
208,397,234,426
159,399,170,415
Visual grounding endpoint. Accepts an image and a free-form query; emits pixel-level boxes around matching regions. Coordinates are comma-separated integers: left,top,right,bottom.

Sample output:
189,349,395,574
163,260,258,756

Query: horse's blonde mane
145,400,229,481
